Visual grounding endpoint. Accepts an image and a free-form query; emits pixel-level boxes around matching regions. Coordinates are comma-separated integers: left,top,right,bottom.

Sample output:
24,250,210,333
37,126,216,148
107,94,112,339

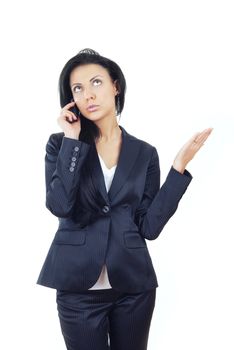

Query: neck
95,119,121,143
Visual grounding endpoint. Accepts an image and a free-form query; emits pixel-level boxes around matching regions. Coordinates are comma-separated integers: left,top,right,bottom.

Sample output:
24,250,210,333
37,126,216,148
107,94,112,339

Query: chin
84,112,106,121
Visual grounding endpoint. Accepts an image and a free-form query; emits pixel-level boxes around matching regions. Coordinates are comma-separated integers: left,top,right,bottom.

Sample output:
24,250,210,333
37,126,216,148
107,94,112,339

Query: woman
37,48,212,350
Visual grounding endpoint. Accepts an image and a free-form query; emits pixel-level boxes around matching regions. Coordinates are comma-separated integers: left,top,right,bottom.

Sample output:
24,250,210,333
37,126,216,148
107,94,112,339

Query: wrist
172,161,185,174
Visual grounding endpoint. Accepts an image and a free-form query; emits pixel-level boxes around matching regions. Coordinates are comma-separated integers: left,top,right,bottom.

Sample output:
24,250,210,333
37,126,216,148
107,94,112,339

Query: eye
73,79,102,93
93,79,102,86
73,86,81,93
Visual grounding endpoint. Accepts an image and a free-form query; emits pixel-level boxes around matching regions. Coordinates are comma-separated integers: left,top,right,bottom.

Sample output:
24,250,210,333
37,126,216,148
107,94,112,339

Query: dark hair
58,49,127,226
58,48,127,144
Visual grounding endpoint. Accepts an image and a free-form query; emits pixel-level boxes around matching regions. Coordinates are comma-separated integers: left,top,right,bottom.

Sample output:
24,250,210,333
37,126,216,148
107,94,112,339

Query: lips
87,105,99,111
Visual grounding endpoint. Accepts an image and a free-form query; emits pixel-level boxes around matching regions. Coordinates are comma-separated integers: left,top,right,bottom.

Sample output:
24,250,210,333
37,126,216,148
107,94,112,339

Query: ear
113,79,120,95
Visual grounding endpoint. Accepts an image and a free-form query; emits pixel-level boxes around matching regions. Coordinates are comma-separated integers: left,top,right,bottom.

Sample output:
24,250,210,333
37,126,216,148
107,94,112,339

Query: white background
1,0,233,349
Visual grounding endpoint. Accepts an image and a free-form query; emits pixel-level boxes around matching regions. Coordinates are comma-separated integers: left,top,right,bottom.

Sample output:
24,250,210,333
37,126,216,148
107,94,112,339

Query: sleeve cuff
166,166,193,191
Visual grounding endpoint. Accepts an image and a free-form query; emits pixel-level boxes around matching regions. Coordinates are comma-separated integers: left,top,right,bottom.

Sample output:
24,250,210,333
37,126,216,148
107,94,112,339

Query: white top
88,154,117,290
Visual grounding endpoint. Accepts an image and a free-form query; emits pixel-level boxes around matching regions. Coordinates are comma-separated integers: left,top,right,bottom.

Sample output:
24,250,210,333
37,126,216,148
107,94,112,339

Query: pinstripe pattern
56,288,156,350
37,126,192,293
37,125,193,348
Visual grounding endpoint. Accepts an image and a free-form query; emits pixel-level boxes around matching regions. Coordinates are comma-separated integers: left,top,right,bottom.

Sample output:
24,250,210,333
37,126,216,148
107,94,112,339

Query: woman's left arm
135,128,213,240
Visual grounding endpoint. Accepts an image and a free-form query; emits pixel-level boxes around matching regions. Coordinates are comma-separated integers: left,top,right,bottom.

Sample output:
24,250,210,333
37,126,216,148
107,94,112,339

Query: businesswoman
37,48,212,350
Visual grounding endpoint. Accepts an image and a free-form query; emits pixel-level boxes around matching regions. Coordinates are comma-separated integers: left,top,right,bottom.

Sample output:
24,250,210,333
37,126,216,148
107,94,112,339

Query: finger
188,132,201,144
61,112,74,122
60,111,78,122
64,111,78,118
196,128,213,139
198,133,211,144
194,128,213,144
62,107,77,116
191,128,213,144
66,114,78,122
65,101,76,107
201,128,213,139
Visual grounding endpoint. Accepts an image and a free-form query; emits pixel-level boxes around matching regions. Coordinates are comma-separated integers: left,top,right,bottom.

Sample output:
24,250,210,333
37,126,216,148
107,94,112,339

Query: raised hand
57,101,81,139
172,128,213,173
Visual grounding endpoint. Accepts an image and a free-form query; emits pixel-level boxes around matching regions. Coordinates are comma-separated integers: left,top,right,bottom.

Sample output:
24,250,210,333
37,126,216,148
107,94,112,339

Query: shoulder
45,132,64,152
48,131,64,143
123,127,158,156
126,131,160,169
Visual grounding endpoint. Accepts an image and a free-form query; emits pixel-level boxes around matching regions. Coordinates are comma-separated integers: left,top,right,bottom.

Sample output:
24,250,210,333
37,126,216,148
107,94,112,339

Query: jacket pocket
53,229,86,245
123,231,146,248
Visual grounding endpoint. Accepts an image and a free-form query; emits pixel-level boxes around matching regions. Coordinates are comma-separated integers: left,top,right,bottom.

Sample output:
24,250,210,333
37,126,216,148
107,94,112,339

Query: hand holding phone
57,100,81,139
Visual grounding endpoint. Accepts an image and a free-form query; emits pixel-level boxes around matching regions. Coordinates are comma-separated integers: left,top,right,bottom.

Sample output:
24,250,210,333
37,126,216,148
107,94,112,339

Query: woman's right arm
45,133,90,218
45,100,90,217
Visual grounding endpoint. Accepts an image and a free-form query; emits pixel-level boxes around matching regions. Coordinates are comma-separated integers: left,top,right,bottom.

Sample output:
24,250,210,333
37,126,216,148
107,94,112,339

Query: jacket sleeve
45,134,91,218
134,146,193,240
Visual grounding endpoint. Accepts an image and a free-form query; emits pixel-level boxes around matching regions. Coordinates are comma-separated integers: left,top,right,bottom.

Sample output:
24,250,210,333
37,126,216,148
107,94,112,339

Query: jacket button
74,146,79,152
102,205,110,213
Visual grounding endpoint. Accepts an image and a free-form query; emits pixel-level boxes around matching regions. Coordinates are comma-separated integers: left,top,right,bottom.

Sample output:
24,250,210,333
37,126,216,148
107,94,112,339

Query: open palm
173,128,213,173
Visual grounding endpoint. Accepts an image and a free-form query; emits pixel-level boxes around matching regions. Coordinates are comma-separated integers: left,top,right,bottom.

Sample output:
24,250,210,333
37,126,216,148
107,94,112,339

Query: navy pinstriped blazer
36,125,192,293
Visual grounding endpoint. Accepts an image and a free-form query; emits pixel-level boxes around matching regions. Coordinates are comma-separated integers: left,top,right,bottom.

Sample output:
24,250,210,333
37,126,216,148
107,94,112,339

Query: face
69,63,119,122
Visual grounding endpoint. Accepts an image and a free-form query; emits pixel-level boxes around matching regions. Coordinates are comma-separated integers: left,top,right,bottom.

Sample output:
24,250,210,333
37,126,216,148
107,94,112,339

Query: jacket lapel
88,125,142,205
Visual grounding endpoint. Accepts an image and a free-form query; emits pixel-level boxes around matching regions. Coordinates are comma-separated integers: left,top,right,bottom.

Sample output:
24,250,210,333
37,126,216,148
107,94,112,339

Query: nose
83,87,95,100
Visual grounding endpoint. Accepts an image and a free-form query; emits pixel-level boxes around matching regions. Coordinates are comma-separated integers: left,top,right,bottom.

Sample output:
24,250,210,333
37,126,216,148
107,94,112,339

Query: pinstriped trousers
56,287,156,350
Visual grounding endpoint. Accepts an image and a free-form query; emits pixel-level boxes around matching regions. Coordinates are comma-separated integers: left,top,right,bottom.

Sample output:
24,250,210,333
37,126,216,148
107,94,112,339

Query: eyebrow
71,75,103,87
